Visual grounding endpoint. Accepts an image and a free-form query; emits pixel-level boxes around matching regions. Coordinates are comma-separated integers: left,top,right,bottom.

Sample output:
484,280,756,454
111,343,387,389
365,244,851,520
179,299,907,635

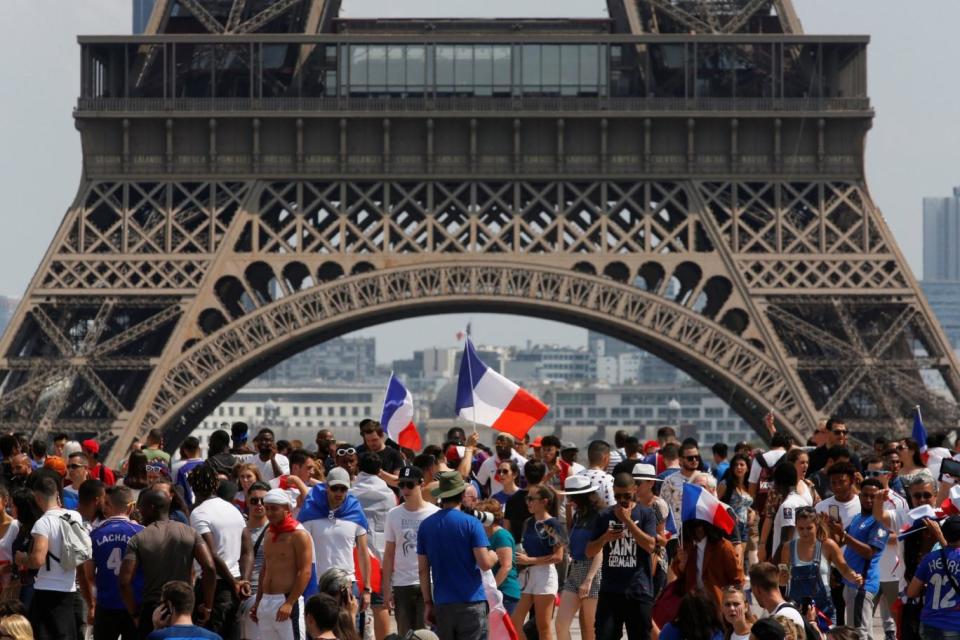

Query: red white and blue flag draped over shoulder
912,406,929,464
681,483,735,535
380,373,422,451
455,338,549,440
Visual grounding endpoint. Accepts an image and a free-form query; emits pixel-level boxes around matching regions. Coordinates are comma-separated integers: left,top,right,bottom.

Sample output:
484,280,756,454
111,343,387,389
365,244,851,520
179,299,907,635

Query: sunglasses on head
337,448,356,456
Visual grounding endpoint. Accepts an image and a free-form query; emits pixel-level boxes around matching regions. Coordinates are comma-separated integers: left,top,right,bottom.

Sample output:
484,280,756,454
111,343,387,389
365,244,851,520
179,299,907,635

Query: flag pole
465,336,479,435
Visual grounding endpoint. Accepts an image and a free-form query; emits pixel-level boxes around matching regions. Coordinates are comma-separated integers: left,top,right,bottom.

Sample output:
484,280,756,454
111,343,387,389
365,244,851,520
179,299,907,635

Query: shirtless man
251,488,314,640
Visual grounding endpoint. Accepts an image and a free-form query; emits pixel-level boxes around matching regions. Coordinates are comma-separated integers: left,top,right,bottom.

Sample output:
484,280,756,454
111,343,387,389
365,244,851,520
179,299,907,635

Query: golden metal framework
1,0,957,465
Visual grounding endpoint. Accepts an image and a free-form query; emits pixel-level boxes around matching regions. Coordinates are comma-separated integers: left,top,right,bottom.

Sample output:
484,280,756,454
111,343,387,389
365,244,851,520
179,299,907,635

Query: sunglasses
911,492,933,501
398,481,418,490
248,497,265,506
864,470,890,477
329,485,348,493
832,430,849,436
614,492,634,501
683,455,701,462
337,448,356,456
67,464,87,470
525,495,546,503
495,469,512,476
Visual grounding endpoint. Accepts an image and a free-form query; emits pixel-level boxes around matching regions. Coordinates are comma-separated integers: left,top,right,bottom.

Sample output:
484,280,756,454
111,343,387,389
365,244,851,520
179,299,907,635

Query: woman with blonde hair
0,614,34,640
720,586,756,640
234,462,263,513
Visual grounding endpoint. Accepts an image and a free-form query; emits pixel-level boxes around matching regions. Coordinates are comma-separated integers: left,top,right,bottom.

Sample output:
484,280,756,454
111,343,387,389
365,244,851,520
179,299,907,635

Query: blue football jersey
92,517,144,610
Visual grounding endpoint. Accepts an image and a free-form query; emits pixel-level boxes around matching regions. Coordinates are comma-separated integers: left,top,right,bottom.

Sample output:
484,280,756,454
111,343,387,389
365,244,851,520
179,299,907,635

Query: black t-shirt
591,504,658,600
504,489,530,544
355,443,405,474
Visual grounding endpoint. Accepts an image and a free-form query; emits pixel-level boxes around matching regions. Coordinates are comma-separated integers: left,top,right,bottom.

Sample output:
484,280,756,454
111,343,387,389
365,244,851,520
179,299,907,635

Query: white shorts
240,596,260,640
257,593,306,640
519,563,558,595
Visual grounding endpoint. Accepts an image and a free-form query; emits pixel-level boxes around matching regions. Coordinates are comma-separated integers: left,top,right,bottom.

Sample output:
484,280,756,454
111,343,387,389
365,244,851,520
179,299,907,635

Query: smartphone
829,505,841,523
940,458,960,481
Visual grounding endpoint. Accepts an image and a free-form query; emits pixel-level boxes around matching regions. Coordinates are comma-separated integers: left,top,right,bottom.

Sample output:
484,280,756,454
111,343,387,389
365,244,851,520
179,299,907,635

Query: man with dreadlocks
188,463,254,640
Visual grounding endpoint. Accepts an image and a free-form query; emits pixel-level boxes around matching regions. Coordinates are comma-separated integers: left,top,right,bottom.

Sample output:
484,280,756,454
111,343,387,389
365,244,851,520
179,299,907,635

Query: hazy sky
2,0,958,363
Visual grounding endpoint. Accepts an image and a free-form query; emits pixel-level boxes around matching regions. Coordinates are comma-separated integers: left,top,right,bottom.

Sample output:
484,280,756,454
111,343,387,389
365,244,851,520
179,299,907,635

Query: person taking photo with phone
586,472,658,640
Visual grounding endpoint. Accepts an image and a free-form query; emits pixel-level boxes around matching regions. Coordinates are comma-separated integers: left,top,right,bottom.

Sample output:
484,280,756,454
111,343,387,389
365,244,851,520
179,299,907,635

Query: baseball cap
643,440,660,453
398,466,424,482
531,436,543,448
561,442,578,452
81,439,100,455
326,467,351,489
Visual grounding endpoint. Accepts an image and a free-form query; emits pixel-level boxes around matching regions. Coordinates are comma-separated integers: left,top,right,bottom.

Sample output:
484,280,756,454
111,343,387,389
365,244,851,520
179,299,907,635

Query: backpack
752,449,782,517
774,602,820,640
45,513,93,571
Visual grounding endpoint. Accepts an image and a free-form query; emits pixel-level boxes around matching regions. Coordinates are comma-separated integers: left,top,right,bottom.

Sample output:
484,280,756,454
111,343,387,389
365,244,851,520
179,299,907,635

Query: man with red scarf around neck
251,489,314,640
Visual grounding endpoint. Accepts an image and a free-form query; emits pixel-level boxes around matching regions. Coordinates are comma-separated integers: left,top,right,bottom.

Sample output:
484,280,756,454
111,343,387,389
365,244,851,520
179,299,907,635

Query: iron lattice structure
1,0,958,464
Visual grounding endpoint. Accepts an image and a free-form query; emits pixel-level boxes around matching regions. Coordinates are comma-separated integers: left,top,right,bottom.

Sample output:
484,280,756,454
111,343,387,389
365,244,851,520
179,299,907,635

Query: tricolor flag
455,338,549,440
482,569,520,640
664,505,678,539
897,504,942,541
380,374,422,451
912,406,929,464
681,483,735,535
941,484,960,517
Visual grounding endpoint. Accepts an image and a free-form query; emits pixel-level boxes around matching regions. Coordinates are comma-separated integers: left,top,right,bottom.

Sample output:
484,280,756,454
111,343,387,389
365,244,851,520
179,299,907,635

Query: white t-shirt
383,503,440,587
190,497,246,578
770,602,805,628
661,470,696,523
749,449,786,484
301,517,366,582
772,492,808,556
578,468,616,506
252,454,290,481
814,495,860,530
31,509,82,592
879,506,908,583
0,520,20,564
476,452,527,495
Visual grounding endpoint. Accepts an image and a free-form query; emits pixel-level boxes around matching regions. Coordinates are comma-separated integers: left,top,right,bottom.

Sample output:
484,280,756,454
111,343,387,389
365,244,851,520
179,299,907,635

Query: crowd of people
0,417,958,640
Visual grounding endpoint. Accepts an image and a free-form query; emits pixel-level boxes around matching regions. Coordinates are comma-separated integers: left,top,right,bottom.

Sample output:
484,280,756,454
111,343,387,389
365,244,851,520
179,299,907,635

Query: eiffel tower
2,0,957,465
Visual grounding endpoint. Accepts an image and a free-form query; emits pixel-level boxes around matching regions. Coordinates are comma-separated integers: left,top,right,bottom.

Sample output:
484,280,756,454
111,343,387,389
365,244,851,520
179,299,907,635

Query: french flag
380,374,422,451
912,406,929,462
681,483,735,535
456,338,549,440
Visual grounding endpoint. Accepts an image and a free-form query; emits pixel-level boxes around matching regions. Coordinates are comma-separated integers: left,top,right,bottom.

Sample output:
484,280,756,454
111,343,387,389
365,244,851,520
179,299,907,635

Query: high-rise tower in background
923,187,960,282
132,0,155,34
922,187,960,349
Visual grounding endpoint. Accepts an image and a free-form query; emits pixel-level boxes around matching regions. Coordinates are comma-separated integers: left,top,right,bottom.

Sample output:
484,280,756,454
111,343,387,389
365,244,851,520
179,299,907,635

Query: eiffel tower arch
1,0,958,466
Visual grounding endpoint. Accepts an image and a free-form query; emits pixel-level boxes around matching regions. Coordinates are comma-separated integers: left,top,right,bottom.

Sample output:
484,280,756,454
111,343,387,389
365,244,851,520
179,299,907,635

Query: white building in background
540,383,754,446
191,385,384,455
